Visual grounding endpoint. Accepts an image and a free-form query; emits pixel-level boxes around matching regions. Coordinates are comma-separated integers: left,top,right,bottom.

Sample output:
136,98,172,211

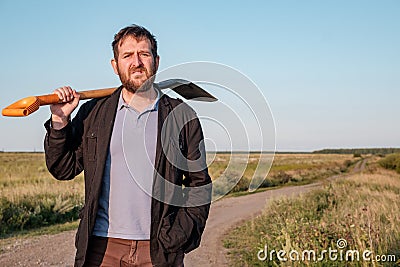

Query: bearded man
44,24,212,267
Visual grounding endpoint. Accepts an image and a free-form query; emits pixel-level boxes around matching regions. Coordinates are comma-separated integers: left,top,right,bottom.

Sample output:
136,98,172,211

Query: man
44,24,212,267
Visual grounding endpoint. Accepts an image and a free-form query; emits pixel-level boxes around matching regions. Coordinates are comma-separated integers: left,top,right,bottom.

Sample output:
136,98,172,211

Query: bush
378,153,400,173
0,194,82,236
259,178,275,188
272,171,293,185
230,176,250,193
344,159,352,168
340,159,353,172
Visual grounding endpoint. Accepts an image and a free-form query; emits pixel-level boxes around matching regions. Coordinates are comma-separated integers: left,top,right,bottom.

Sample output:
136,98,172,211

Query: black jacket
44,87,212,267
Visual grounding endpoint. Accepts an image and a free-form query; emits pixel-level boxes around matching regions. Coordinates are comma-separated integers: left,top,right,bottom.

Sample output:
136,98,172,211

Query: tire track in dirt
184,183,321,266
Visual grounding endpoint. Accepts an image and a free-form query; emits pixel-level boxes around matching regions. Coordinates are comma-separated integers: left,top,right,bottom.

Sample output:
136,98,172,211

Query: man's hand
50,86,80,130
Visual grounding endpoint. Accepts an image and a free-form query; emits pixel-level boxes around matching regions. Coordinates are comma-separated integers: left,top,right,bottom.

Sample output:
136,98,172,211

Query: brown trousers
84,236,184,267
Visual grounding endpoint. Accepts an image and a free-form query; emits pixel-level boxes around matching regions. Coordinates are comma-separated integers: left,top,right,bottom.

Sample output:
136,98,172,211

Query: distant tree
313,148,400,155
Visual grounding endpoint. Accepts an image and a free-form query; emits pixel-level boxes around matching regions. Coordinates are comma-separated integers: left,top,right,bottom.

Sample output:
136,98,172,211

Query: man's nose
131,53,143,67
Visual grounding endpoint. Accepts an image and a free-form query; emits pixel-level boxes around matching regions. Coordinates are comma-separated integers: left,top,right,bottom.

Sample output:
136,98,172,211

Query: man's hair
112,24,158,60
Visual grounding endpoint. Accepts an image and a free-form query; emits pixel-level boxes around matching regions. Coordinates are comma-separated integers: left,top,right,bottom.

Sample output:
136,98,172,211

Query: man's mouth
130,68,146,75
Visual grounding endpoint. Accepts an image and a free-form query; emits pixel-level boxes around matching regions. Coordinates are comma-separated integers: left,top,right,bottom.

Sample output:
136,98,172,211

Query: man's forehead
118,35,151,50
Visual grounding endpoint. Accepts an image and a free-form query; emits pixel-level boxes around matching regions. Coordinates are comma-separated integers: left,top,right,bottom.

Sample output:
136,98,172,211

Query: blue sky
0,0,399,151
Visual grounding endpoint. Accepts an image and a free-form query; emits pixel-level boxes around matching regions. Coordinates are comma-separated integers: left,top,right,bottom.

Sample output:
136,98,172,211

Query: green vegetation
0,194,81,235
313,147,400,155
0,153,84,237
224,161,400,266
378,153,400,174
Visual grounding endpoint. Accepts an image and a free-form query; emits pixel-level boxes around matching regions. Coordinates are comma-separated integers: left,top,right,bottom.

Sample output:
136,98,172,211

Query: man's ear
111,58,119,75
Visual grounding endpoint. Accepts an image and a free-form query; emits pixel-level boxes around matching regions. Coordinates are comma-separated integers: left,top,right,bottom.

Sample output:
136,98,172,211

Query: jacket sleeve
181,116,212,253
43,101,94,180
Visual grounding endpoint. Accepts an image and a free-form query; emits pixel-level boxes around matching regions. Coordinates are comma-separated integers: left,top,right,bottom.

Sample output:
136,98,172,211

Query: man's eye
140,53,150,57
123,54,130,58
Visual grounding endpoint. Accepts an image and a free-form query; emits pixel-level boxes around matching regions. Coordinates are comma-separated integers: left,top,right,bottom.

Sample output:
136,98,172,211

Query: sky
0,0,399,152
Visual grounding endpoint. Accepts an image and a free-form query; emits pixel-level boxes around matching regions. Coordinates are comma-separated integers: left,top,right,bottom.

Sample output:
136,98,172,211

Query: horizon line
2,147,400,154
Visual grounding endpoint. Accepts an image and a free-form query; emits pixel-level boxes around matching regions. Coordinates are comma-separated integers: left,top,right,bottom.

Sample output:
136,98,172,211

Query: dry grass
209,153,358,195
0,152,360,237
0,153,84,200
223,161,400,266
0,153,83,236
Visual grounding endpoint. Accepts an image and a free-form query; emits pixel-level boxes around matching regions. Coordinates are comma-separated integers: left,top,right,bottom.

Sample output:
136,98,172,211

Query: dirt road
0,160,366,266
184,183,321,266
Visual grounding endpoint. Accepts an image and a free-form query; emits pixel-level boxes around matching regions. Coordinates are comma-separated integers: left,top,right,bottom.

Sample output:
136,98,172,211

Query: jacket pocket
158,209,194,253
86,132,97,162
168,138,187,174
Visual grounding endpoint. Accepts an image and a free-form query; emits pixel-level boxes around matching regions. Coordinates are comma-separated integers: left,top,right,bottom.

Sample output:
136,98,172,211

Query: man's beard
118,64,157,93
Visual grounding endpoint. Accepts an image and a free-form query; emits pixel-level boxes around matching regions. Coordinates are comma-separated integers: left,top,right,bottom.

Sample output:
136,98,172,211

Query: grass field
223,157,400,266
0,152,358,238
211,153,358,195
0,153,84,236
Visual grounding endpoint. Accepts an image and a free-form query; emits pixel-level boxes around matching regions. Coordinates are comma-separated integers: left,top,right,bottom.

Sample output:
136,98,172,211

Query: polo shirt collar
118,86,161,112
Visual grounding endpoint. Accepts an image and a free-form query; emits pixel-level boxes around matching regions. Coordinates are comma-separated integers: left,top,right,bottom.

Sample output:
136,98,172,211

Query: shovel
2,79,217,117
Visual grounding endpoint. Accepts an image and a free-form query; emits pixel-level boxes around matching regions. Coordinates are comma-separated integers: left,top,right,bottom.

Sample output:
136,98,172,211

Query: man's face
111,36,159,93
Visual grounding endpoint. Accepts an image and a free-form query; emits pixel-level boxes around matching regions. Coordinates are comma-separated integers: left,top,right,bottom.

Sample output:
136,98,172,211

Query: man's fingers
72,89,80,99
53,86,75,102
50,86,80,122
62,86,73,102
53,87,67,102
71,90,80,105
53,89,63,101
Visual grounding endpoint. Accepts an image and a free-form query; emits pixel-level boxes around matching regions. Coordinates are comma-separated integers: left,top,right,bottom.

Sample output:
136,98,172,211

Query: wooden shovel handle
37,87,118,105
2,87,118,117
77,87,117,100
